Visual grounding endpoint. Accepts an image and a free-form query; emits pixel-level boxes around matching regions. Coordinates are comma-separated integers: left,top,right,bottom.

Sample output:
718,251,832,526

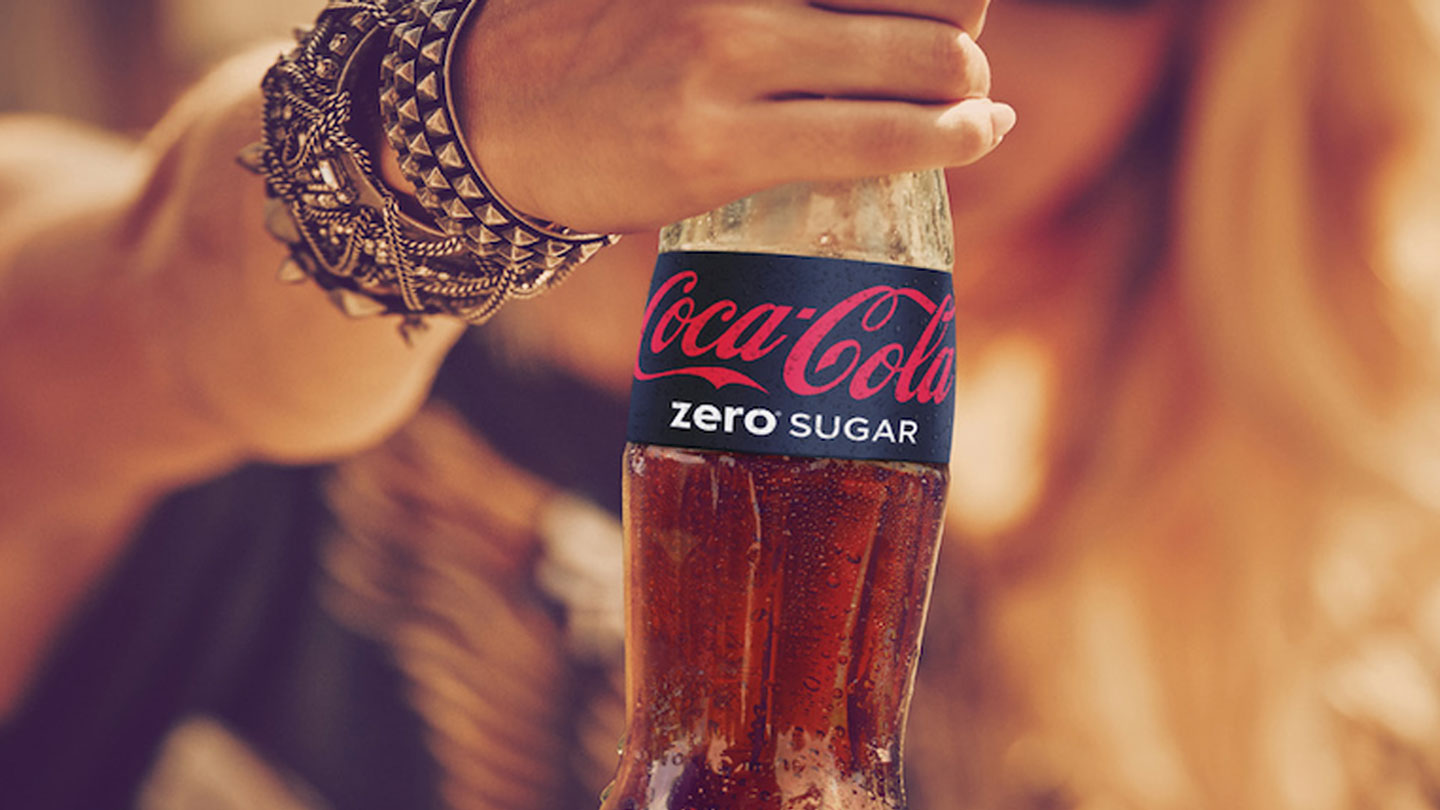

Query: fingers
444,0,1011,232
752,10,990,103
644,1,1014,221
735,97,1016,187
809,0,990,36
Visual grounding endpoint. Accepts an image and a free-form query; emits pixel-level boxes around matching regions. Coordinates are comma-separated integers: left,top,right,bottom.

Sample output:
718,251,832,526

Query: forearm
1,46,466,520
0,167,235,716
0,49,463,714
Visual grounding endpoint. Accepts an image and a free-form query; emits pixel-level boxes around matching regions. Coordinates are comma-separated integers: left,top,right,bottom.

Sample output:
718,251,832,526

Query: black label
627,251,956,464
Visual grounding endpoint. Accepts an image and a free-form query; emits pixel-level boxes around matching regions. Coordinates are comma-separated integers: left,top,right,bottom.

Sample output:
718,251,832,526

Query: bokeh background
5,2,1440,809
0,0,310,130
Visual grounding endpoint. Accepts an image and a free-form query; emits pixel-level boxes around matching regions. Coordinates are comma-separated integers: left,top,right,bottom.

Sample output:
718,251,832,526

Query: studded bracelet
242,0,619,329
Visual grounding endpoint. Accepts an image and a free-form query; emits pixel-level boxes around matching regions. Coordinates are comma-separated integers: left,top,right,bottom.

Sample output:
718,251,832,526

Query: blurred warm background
4,2,1440,809
0,0,311,129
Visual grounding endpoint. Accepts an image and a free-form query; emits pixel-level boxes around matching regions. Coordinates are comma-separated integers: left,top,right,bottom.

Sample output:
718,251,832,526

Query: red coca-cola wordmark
634,268,956,404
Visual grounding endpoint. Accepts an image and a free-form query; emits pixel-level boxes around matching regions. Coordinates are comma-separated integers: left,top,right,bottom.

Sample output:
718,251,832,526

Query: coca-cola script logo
634,269,956,404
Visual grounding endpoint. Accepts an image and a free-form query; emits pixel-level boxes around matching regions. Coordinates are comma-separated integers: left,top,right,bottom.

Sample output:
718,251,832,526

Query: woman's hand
453,0,1011,233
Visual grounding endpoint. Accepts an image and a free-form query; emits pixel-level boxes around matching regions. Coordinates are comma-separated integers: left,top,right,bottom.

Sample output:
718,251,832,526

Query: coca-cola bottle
609,171,956,810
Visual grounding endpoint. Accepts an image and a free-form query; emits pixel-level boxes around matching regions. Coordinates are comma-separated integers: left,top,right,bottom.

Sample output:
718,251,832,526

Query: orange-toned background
0,0,311,130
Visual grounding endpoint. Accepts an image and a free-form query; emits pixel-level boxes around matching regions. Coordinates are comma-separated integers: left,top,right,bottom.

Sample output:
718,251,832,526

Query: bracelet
241,0,619,330
380,0,619,302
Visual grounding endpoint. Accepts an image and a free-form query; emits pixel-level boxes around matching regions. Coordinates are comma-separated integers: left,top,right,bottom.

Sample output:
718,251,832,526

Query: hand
451,0,1011,233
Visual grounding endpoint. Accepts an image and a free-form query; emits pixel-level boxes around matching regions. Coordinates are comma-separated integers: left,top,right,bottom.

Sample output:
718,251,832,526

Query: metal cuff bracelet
241,0,619,328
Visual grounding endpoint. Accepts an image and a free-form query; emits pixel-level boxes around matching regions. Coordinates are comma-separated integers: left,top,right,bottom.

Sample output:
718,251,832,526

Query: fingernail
989,103,1017,143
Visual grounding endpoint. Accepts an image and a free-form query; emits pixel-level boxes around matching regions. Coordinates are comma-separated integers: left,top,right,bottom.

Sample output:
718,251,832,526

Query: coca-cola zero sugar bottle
608,171,956,810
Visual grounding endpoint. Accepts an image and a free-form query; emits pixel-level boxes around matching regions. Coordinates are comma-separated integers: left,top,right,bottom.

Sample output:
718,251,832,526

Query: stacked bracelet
381,0,618,304
242,0,619,329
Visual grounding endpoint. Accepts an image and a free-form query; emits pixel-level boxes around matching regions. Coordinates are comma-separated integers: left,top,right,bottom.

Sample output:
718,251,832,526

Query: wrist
248,1,616,329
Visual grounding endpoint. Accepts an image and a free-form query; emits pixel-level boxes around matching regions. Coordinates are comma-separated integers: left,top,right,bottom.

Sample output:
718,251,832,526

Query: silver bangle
379,0,620,313
242,0,618,330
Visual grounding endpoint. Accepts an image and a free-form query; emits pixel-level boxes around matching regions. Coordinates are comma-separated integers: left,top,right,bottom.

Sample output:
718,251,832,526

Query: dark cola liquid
606,442,947,810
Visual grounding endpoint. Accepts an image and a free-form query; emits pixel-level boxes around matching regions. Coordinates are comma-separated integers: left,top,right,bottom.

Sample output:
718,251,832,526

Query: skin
452,0,1006,232
0,0,1181,719
509,0,1186,398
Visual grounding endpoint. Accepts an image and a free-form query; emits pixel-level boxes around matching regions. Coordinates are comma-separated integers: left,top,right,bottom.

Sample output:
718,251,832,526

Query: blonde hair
929,2,1440,808
1179,0,1440,509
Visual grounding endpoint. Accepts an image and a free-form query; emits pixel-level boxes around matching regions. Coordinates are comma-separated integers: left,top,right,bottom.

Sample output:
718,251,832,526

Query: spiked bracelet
242,0,618,328
380,0,619,305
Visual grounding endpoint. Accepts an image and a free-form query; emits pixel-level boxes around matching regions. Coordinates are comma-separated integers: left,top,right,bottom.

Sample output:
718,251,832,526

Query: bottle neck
660,172,955,272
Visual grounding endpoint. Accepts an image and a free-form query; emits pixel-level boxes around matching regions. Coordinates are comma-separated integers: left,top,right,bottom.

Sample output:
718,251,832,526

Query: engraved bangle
379,0,620,315
243,0,617,329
